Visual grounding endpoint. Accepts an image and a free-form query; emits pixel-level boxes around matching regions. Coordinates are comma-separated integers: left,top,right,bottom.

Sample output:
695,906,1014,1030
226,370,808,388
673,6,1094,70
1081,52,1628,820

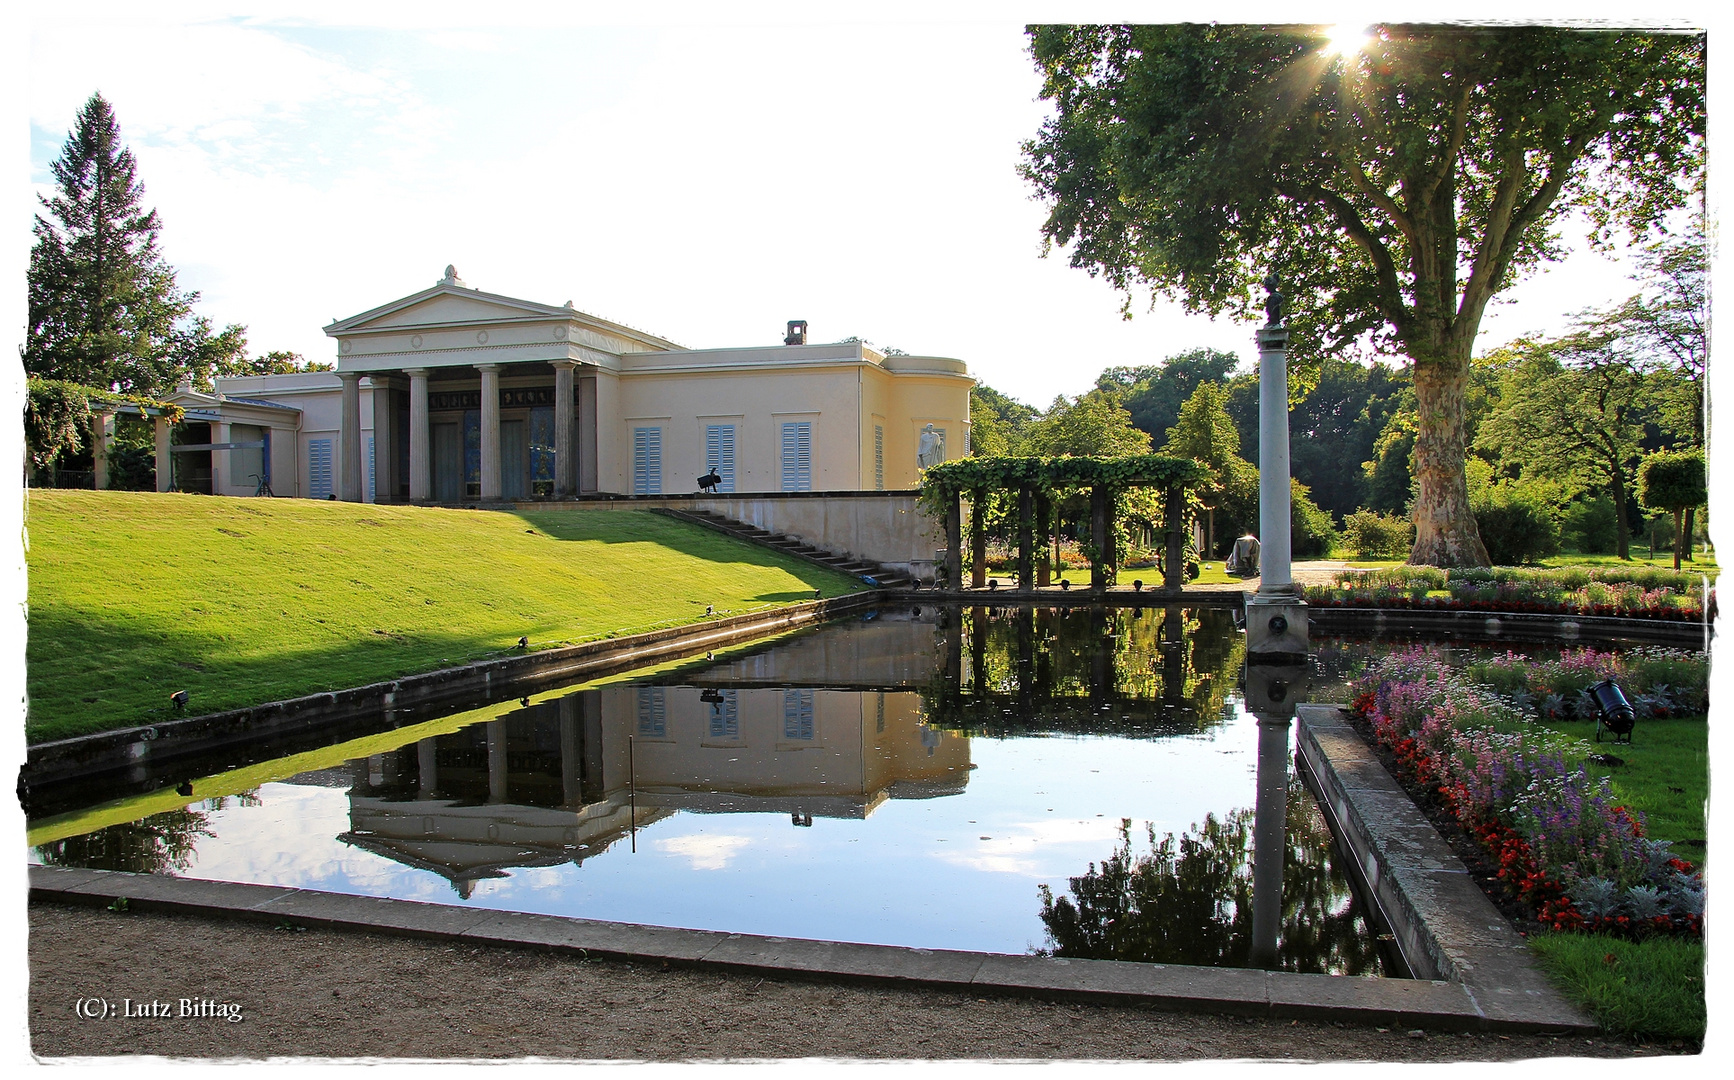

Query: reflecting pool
30,606,1389,974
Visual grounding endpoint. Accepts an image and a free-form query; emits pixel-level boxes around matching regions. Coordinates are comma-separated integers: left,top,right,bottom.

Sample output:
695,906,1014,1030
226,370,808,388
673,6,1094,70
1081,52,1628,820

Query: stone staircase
654,507,915,590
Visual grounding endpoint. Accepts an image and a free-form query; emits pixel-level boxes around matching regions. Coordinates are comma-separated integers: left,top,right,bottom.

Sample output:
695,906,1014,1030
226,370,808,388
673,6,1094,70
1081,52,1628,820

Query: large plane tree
1021,24,1703,566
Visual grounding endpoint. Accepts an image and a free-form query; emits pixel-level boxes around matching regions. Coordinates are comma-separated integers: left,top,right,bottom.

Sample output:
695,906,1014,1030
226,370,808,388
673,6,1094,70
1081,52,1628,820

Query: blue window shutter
874,425,884,491
634,427,662,494
706,424,736,492
308,439,333,500
366,436,376,502
781,422,811,492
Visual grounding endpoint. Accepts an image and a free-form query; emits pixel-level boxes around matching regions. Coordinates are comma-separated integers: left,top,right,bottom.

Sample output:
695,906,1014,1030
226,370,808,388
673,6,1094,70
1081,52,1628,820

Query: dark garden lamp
1589,679,1637,744
697,470,722,492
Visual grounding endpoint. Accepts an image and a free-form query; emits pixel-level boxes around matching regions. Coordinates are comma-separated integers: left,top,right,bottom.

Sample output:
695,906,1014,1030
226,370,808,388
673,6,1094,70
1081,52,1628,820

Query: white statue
917,424,946,470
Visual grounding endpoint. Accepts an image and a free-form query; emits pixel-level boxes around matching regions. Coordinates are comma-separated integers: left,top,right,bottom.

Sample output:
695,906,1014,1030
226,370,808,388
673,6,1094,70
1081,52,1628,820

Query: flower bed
1349,646,1705,940
1305,565,1707,621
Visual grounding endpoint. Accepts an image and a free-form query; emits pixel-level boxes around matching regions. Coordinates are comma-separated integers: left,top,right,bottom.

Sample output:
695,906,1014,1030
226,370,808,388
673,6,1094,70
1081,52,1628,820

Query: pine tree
26,93,245,395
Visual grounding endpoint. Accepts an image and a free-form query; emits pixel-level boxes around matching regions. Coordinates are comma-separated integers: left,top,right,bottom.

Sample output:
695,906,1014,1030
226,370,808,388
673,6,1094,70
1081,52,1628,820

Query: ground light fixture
1589,678,1637,743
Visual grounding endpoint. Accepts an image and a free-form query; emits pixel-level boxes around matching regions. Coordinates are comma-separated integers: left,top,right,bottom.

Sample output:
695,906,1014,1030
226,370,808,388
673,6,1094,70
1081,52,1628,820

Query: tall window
874,425,884,490
783,689,814,740
308,439,333,500
636,687,666,737
705,424,736,492
633,427,663,494
780,421,811,492
707,689,739,739
529,406,555,497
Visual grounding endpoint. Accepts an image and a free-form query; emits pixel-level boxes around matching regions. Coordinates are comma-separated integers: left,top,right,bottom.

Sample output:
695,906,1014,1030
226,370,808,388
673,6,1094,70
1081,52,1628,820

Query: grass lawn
24,491,865,743
1528,933,1705,1044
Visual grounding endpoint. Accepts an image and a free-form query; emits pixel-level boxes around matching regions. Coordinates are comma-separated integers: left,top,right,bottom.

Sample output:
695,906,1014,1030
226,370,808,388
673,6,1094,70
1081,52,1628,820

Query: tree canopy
1022,24,1704,566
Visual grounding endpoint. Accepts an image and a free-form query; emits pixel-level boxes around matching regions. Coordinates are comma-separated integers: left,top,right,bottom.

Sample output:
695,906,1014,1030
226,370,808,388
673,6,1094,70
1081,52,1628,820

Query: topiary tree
1638,449,1707,570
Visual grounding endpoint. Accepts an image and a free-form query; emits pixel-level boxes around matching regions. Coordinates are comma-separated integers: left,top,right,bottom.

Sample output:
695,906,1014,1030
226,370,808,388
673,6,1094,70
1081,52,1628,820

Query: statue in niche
917,424,946,470
1262,273,1285,328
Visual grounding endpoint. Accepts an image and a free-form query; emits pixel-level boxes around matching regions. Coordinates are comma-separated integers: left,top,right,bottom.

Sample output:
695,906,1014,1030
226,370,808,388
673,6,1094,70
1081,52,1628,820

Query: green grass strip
1529,932,1705,1043
24,491,864,743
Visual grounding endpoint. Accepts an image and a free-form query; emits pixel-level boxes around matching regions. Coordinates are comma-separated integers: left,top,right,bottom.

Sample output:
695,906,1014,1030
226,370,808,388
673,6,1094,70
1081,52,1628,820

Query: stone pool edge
1294,703,1595,1034
29,864,1587,1034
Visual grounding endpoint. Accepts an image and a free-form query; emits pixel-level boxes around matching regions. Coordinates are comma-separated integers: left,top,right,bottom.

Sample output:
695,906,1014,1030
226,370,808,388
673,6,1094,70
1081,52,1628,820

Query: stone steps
660,508,914,589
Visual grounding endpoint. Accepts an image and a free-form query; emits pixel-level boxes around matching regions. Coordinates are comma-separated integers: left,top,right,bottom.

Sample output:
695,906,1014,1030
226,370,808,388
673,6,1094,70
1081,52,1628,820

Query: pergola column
338,371,364,502
154,414,173,492
1089,485,1110,590
1016,486,1034,591
552,359,578,498
406,367,431,501
944,489,962,591
1162,484,1186,593
969,491,987,589
1035,490,1051,588
91,409,113,490
478,363,502,500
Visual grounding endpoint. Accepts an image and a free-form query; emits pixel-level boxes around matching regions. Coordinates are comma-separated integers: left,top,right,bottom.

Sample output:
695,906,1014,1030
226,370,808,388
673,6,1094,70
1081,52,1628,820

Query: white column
1255,325,1293,596
552,359,577,498
92,410,113,490
369,374,396,502
338,371,364,503
578,371,599,493
212,420,231,494
406,367,431,501
154,414,173,492
478,364,502,500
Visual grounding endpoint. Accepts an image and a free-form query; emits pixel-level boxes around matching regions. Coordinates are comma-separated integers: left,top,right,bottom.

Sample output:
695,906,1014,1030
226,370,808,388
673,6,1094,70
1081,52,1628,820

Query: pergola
920,454,1210,593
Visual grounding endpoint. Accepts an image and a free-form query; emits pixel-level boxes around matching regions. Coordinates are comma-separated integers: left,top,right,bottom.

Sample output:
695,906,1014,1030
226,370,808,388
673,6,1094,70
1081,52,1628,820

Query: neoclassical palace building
125,267,973,501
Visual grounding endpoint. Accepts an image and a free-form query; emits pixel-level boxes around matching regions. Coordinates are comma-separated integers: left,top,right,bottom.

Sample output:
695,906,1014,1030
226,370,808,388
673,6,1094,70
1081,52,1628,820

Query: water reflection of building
336,684,969,896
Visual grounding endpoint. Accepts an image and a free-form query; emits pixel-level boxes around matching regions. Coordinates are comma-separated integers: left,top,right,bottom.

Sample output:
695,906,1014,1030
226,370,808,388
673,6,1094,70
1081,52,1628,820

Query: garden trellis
919,454,1209,591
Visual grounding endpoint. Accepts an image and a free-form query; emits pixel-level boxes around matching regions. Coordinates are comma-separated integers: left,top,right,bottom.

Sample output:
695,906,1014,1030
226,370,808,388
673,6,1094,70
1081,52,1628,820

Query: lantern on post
1589,679,1637,744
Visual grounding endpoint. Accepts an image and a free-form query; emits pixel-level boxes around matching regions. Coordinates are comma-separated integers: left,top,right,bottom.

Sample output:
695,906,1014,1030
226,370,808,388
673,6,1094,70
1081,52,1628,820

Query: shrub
1561,496,1619,554
1472,485,1560,564
1343,510,1413,559
1290,479,1337,557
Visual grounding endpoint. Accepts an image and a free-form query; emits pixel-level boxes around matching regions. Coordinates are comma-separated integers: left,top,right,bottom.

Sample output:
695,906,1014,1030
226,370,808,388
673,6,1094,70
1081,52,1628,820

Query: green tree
1637,449,1706,570
1025,389,1152,457
1476,336,1651,559
969,383,1039,456
1162,382,1257,555
1022,25,1703,567
1097,347,1240,445
25,92,247,396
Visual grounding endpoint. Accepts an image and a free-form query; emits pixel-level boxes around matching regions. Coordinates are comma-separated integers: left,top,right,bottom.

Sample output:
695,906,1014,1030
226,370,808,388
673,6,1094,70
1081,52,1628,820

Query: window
530,406,555,497
633,427,663,494
780,422,811,492
705,425,736,492
462,409,480,498
308,439,333,500
783,689,814,741
636,688,666,737
707,689,739,739
874,425,884,491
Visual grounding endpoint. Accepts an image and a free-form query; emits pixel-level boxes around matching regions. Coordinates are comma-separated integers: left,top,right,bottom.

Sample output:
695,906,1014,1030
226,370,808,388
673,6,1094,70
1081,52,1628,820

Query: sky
11,2,1711,409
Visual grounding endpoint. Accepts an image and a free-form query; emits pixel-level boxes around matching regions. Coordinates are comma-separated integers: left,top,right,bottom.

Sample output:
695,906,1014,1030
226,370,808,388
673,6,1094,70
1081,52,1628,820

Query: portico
321,265,656,504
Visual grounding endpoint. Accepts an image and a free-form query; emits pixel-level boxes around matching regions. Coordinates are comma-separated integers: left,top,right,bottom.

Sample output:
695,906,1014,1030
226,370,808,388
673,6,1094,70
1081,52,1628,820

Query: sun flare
1324,24,1371,58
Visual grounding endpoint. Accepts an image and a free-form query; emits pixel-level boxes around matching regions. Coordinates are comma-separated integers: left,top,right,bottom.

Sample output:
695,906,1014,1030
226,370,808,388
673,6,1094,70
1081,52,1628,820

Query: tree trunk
1408,359,1490,567
1612,470,1631,561
1673,507,1684,571
1683,505,1697,562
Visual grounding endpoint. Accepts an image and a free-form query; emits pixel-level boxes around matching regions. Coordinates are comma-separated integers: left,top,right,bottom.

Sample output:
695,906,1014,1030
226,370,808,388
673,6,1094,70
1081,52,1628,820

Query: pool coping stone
29,864,1589,1033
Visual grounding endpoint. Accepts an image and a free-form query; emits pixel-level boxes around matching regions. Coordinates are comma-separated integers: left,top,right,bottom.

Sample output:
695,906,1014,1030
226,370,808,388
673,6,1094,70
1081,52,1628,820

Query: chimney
784,320,808,346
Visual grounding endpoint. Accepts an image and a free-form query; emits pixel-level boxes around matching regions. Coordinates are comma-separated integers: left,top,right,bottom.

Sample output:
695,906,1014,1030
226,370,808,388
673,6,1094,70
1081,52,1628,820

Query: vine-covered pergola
919,454,1210,592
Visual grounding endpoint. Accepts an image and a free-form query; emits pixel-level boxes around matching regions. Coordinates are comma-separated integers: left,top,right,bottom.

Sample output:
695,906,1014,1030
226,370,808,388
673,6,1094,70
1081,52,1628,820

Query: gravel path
26,903,1680,1062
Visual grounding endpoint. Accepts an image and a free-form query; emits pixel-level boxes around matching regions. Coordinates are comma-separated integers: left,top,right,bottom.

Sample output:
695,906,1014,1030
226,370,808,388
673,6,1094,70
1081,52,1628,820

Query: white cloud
656,831,754,871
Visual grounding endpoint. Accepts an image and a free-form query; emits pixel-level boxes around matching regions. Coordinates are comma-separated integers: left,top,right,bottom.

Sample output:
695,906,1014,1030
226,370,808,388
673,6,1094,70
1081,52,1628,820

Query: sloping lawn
24,491,863,743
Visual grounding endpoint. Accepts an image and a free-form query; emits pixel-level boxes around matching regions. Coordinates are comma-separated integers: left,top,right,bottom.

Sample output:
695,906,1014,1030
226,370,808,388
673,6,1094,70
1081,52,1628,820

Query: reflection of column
1162,606,1186,710
559,694,581,807
969,607,988,695
578,689,604,801
154,414,173,492
1249,715,1293,969
487,719,508,804
417,738,438,799
406,368,431,501
338,371,364,502
92,410,113,490
1034,608,1053,699
552,359,577,498
1089,607,1110,705
478,364,502,500
943,612,963,705
1016,607,1035,711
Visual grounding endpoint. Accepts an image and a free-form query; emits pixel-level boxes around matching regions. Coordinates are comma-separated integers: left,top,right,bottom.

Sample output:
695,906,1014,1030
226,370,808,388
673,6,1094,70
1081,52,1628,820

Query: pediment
330,285,567,334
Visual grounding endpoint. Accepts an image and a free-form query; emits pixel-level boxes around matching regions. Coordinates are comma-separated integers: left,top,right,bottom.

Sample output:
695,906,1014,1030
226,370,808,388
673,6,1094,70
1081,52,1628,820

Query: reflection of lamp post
1246,275,1309,662
1244,659,1308,969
